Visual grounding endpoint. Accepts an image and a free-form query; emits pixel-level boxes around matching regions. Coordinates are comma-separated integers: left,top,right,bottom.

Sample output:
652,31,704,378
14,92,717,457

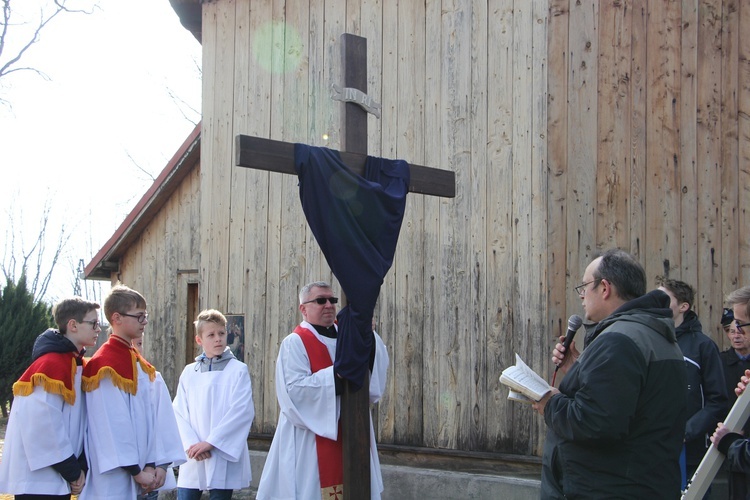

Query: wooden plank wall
193,0,750,458
115,166,202,395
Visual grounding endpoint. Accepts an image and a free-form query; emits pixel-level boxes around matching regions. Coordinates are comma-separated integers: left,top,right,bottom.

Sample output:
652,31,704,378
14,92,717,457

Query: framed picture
225,314,245,361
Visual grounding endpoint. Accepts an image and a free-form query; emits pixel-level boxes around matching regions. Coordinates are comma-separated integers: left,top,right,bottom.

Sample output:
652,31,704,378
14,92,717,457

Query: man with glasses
0,297,100,498
257,281,390,500
718,306,750,499
710,286,750,496
719,308,750,406
533,249,687,499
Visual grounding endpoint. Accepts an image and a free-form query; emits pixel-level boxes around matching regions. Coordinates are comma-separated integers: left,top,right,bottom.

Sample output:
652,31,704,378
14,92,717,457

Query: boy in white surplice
81,284,184,499
0,297,100,498
172,309,255,500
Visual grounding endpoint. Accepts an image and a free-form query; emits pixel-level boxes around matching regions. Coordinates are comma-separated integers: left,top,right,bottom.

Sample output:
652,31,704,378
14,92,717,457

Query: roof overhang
84,123,201,280
169,0,202,43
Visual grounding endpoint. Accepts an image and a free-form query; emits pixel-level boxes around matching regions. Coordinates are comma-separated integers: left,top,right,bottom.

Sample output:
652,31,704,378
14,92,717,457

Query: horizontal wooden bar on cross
235,135,456,198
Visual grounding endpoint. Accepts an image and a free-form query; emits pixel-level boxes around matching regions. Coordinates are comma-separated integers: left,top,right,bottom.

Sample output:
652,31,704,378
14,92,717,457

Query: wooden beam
235,134,456,198
339,32,371,500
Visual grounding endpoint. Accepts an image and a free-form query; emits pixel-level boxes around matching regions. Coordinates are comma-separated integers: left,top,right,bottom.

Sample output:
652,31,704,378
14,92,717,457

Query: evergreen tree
0,273,54,417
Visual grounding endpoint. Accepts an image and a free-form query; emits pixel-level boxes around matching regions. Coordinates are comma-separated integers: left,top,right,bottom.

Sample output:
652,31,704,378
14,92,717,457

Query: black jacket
31,328,84,363
675,310,727,466
719,348,750,434
541,290,687,499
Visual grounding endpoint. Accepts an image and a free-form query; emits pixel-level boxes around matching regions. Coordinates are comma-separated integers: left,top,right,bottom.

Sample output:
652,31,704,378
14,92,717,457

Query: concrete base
249,450,539,499
247,450,733,499
379,464,540,499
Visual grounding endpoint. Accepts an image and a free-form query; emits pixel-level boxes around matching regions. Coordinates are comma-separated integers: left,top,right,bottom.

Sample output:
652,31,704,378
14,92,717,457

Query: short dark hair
104,284,147,322
53,297,100,333
593,249,646,301
658,278,695,309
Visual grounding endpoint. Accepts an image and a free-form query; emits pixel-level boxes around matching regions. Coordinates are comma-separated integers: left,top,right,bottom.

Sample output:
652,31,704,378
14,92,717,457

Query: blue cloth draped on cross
295,143,409,391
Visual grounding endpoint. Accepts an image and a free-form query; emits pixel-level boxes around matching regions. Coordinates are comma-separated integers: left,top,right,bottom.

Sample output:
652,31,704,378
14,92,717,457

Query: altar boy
81,284,184,499
0,297,100,497
172,309,255,499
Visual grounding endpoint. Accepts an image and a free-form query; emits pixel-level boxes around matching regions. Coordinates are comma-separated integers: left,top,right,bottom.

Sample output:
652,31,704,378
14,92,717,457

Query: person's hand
531,388,559,416
737,369,750,397
152,466,167,490
711,422,732,448
552,335,579,375
70,470,85,495
187,441,215,460
134,469,156,491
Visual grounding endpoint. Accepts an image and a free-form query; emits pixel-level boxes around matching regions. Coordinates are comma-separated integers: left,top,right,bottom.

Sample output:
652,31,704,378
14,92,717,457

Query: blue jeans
176,488,233,500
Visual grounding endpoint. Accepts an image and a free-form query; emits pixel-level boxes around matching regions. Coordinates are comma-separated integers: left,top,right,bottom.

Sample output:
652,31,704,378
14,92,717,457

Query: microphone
555,314,583,373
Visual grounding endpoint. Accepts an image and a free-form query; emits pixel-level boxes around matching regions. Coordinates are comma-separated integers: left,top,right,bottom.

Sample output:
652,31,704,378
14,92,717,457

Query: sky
0,0,202,304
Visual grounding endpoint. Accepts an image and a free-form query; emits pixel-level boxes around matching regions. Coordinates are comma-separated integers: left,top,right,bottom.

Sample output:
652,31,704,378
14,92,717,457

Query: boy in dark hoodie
0,296,101,498
659,278,727,489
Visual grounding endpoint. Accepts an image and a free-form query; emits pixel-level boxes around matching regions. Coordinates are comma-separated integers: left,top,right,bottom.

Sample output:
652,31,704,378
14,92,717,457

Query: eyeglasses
302,297,339,305
736,319,750,334
121,312,149,324
574,278,602,296
79,320,101,329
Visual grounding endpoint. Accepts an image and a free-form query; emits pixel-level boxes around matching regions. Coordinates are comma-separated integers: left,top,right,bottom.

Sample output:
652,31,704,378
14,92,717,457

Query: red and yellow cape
12,351,82,405
82,335,155,394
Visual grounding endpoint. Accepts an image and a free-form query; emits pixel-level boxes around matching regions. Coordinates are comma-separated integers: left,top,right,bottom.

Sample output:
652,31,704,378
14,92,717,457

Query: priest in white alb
256,281,389,500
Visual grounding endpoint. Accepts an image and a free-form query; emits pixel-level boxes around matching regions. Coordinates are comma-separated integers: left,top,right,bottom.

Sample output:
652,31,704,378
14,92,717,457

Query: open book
499,353,551,403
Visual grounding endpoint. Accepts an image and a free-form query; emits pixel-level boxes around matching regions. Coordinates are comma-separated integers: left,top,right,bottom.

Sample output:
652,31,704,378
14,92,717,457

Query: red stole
13,351,81,405
294,325,344,499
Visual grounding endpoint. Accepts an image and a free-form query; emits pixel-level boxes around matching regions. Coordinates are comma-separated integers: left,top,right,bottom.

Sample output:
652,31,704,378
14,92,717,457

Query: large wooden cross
235,33,454,499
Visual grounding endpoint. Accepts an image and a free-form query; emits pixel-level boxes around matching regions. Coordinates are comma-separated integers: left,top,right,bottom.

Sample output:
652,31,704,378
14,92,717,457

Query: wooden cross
235,33,454,499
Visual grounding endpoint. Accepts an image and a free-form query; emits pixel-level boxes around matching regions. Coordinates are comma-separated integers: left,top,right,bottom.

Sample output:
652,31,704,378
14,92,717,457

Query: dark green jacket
541,290,687,499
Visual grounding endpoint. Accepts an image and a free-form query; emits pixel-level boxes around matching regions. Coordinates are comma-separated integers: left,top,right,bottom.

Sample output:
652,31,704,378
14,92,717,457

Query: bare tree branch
1,194,72,302
166,84,200,126
165,57,201,125
124,150,157,182
0,0,96,85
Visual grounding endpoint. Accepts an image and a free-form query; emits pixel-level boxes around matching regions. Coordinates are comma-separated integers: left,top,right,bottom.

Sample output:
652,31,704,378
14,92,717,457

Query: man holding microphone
532,249,687,499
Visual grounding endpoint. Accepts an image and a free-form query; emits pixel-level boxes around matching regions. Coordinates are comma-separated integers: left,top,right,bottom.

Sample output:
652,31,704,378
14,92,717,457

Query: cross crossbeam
235,135,455,198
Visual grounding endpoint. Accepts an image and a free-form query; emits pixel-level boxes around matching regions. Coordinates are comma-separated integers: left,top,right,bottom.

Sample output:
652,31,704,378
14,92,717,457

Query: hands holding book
499,354,560,414
500,329,581,415
531,387,559,415
530,333,580,414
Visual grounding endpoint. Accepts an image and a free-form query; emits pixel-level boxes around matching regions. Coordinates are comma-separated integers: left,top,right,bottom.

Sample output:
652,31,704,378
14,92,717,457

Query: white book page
499,353,551,400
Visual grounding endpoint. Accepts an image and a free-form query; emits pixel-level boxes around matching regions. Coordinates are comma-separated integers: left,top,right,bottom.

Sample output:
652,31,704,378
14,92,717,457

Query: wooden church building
85,0,750,493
